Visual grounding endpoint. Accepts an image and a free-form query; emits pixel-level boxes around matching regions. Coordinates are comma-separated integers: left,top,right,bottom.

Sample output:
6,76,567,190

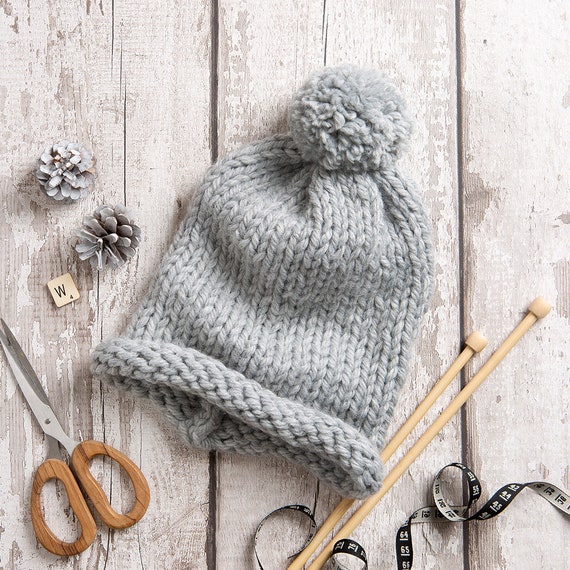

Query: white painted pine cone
75,204,141,270
35,140,95,201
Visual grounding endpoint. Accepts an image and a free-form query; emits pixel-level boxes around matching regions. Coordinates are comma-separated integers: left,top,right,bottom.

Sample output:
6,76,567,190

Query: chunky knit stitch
91,65,433,499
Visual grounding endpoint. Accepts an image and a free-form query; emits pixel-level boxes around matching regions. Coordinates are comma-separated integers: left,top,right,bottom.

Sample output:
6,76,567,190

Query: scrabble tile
47,273,80,307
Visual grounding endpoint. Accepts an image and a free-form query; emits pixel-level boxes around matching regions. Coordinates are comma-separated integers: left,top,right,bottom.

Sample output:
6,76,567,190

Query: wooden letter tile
47,273,80,307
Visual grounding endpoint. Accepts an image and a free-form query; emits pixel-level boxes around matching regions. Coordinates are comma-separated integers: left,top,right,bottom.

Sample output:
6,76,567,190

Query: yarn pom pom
289,65,412,171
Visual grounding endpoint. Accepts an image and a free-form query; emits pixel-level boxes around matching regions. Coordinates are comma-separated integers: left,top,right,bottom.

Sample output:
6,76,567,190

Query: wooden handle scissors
0,319,150,556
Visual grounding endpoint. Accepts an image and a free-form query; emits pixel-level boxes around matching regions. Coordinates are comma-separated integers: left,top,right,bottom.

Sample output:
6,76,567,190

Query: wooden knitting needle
291,296,551,570
286,331,487,569
382,330,487,462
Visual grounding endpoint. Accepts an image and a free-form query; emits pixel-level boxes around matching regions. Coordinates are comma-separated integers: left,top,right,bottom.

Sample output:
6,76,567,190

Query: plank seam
206,1,219,568
455,1,471,569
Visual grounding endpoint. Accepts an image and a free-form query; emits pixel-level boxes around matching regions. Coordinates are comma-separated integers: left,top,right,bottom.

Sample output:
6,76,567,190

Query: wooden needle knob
464,331,487,353
528,296,552,319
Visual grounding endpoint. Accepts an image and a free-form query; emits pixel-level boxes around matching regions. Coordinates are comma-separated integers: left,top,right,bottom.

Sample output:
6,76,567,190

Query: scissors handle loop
30,441,150,556
71,440,150,529
30,458,97,556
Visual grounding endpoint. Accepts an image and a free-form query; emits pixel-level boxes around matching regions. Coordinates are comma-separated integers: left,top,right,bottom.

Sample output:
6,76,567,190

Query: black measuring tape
256,464,570,569
396,462,570,569
254,505,316,570
254,504,367,569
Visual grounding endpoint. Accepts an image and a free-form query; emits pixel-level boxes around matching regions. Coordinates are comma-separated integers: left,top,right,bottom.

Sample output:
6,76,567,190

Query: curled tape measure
254,504,367,569
254,505,316,570
257,464,570,568
396,462,570,569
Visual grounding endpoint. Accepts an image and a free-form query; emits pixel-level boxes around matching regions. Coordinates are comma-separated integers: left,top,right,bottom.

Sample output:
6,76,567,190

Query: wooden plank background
0,1,568,568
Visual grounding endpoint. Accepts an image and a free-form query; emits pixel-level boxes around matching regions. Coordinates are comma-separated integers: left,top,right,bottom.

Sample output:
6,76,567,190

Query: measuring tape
256,463,570,569
396,462,570,569
254,505,316,570
254,504,367,569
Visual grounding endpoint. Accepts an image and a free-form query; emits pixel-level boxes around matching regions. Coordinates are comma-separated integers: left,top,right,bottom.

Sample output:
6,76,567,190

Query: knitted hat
92,65,433,499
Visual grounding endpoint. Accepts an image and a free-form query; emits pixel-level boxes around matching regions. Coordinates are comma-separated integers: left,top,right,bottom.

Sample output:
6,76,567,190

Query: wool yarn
91,65,433,498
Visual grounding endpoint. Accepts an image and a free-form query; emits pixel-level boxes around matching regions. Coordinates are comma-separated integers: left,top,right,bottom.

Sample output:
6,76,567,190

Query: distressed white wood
315,2,464,568
215,4,325,569
0,0,568,569
0,0,211,568
214,1,463,568
460,0,570,568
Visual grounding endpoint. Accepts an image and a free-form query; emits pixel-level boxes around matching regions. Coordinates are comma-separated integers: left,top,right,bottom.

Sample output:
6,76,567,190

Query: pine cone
36,140,95,201
75,204,141,270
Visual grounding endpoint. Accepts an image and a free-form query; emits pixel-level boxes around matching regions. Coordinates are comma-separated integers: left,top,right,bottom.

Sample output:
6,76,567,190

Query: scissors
0,319,150,556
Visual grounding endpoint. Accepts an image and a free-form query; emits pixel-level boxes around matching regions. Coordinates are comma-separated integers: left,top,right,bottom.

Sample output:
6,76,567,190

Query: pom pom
289,65,412,171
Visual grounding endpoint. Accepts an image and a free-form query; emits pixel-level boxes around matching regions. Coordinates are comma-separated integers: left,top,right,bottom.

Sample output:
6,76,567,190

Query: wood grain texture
0,0,211,568
30,458,97,557
215,4,325,568
70,440,150,529
459,1,570,568
0,0,568,569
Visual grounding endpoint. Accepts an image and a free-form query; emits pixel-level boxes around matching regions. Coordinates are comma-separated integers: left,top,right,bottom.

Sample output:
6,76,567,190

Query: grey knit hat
91,65,433,499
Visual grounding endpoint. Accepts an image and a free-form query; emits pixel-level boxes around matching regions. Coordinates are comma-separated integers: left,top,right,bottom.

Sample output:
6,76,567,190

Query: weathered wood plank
214,1,462,568
460,0,570,568
1,1,108,566
94,1,214,567
319,2,464,568
0,0,212,568
214,4,326,568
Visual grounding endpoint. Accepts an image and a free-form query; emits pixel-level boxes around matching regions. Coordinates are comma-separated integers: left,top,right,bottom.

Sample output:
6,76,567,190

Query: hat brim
91,336,384,498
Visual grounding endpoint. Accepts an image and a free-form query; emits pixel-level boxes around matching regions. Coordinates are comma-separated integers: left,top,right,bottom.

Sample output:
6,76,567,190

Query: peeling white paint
1,1,568,568
31,320,45,359
15,262,33,313
2,202,45,252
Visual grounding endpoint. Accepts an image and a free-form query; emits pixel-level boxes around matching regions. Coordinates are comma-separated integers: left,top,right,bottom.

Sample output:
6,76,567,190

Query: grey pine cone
75,204,141,270
36,140,95,201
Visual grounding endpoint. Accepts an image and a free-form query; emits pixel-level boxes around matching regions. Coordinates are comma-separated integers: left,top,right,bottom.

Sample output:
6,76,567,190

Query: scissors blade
0,319,77,456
